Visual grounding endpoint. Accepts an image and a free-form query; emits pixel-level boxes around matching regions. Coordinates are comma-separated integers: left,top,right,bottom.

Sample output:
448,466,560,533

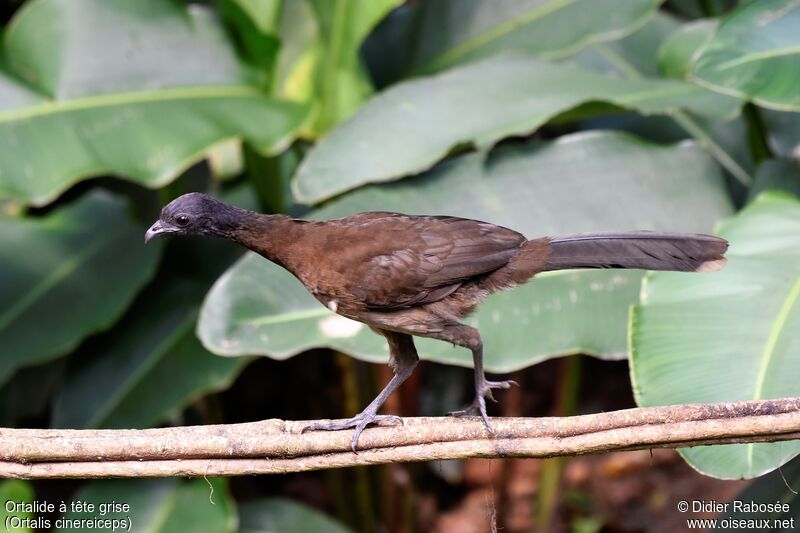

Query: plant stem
699,0,718,17
592,43,754,186
244,146,294,214
672,111,753,186
742,103,773,164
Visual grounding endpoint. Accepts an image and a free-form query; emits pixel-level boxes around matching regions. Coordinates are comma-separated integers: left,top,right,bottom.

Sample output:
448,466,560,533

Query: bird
146,192,728,451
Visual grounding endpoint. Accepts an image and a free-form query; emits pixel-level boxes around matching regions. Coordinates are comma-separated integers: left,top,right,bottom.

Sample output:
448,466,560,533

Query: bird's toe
303,412,403,451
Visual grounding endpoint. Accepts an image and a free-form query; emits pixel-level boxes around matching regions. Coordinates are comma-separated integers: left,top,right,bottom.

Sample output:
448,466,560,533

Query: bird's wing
323,214,525,310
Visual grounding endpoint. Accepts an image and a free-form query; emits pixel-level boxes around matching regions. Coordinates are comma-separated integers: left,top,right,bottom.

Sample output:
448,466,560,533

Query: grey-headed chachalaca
146,193,728,450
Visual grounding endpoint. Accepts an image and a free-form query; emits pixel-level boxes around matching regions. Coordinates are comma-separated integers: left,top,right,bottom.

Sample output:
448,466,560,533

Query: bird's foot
449,378,518,431
303,411,403,452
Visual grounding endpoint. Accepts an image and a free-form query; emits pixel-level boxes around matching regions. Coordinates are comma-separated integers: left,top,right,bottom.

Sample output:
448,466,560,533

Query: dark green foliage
1,0,798,529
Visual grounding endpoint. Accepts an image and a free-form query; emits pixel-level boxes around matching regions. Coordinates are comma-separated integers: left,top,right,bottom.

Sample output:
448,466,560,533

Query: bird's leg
443,325,517,431
303,332,418,452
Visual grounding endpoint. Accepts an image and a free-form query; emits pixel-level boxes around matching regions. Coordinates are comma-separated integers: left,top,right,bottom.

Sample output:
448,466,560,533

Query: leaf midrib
243,307,330,326
89,311,198,428
0,223,126,333
317,0,349,129
712,45,800,71
413,0,576,74
0,85,263,123
752,275,800,401
614,83,698,104
747,275,800,471
592,44,751,185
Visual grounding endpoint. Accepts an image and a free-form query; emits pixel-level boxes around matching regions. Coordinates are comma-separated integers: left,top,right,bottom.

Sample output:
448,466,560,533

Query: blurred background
0,0,798,531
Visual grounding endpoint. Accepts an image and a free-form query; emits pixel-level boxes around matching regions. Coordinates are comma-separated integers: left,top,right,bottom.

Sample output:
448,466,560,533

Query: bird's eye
175,214,190,227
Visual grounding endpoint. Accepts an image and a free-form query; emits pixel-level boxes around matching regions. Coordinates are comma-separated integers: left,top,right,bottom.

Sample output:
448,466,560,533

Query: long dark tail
542,231,728,272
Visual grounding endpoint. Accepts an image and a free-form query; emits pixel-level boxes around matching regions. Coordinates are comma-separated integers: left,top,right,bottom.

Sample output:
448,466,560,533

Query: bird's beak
145,220,170,243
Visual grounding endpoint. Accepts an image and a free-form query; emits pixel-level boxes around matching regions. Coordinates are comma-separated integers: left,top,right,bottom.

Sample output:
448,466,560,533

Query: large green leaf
715,456,800,530
0,359,65,426
307,0,399,134
52,186,258,429
567,12,753,187
0,0,307,206
569,10,680,78
231,0,282,34
762,108,800,158
631,192,800,479
749,159,800,201
239,498,352,533
363,0,661,85
52,281,251,429
571,14,753,186
0,191,162,386
690,0,800,111
271,0,319,104
58,478,236,533
0,480,35,533
201,132,733,372
217,0,282,71
657,18,718,79
292,56,740,203
233,0,397,137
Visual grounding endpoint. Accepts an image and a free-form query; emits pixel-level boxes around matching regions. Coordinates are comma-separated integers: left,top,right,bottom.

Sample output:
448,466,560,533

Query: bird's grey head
145,192,245,243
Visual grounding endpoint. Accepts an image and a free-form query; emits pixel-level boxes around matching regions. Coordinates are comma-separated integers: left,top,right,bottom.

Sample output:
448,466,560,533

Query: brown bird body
146,193,728,450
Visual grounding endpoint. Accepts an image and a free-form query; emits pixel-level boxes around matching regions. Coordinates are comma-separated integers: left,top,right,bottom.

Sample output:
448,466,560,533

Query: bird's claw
449,378,518,431
303,412,403,452
485,379,517,401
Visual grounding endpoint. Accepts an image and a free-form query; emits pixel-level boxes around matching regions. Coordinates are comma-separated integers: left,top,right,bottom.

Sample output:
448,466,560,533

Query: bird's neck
223,211,305,269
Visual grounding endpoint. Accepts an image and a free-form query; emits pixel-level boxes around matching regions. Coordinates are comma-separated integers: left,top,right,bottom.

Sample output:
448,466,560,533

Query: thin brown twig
1,398,798,479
